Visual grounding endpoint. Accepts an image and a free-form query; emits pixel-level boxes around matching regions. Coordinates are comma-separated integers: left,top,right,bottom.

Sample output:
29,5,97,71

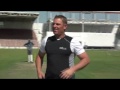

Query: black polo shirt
40,35,85,79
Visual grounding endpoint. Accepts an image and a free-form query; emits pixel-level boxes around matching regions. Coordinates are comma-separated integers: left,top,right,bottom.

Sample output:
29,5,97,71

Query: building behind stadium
0,11,120,49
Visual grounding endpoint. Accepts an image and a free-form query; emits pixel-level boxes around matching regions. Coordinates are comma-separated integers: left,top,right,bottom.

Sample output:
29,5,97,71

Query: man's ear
64,24,67,31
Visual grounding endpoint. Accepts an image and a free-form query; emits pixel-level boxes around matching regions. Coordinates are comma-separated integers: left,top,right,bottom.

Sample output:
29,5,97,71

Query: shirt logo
59,47,67,50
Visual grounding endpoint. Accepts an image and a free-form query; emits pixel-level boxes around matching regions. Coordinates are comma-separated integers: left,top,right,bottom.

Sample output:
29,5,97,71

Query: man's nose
53,24,57,27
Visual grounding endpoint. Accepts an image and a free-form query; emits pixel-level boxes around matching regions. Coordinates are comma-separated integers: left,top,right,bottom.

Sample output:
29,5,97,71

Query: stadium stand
0,11,39,49
44,18,120,49
0,29,39,48
1,11,120,49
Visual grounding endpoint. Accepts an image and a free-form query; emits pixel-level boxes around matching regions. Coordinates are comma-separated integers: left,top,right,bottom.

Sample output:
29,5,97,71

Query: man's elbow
86,58,90,65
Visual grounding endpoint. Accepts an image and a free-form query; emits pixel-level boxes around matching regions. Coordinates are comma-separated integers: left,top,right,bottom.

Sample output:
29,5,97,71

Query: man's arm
70,52,90,72
60,52,90,79
60,38,90,79
31,42,34,46
35,36,48,79
70,38,90,72
24,43,28,47
35,51,46,79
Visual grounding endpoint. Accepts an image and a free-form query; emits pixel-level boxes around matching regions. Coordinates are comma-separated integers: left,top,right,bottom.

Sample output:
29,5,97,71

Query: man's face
52,18,67,35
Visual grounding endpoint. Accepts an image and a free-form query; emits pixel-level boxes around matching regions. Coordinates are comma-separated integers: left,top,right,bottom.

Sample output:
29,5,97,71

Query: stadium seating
0,29,39,48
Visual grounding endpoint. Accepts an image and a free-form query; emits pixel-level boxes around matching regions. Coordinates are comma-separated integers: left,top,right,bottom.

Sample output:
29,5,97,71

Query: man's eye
52,23,60,25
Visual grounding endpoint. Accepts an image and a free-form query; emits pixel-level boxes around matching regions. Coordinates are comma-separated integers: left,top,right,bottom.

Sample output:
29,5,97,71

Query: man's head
28,39,31,42
52,15,67,36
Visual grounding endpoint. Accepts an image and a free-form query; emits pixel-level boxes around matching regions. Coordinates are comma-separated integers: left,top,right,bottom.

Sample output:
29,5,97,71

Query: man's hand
38,71,45,79
60,68,75,79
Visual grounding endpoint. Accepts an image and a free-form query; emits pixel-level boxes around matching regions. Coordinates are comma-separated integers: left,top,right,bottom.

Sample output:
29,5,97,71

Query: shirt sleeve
70,37,85,55
39,36,48,53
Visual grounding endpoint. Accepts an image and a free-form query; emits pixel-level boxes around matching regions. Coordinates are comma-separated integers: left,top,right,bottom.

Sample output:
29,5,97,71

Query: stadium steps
0,39,39,48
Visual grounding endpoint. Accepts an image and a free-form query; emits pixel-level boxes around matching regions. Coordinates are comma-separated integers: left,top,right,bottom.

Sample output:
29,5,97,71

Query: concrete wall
45,31,116,48
0,21,33,29
2,20,117,48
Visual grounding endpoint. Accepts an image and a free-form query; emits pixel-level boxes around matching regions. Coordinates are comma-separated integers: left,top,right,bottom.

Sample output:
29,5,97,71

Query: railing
47,19,120,25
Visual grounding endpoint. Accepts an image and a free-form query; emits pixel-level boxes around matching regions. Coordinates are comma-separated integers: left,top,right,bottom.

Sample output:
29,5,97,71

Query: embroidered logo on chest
59,47,67,50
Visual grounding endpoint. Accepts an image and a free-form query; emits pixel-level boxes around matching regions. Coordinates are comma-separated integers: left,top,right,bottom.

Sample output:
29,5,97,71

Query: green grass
75,50,120,79
0,49,120,79
0,49,39,79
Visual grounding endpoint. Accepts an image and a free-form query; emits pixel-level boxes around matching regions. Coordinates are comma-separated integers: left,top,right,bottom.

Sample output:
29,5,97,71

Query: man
24,40,34,63
35,15,90,79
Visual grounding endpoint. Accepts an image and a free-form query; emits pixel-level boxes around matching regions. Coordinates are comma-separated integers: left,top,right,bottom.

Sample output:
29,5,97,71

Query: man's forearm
70,58,90,73
35,55,43,74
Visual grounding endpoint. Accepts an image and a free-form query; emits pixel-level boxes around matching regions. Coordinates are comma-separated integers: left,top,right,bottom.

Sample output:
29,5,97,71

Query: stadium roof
49,11,120,14
0,11,39,21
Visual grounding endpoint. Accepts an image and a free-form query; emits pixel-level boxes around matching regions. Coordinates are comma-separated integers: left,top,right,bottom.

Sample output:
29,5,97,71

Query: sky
34,11,120,23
